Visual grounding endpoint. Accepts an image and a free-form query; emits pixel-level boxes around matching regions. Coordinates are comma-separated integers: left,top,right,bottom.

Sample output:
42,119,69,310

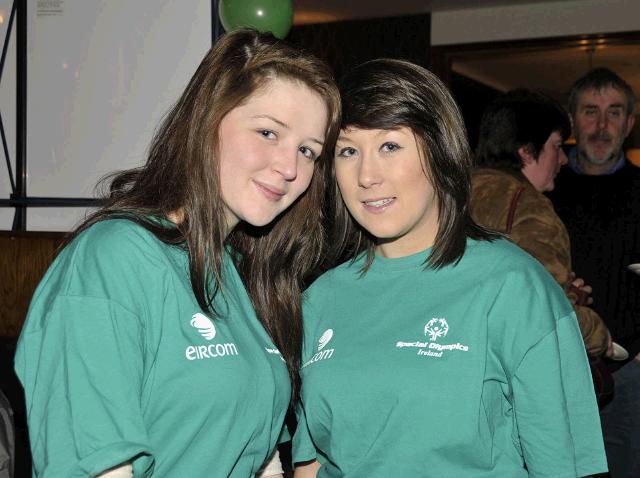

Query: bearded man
548,67,639,478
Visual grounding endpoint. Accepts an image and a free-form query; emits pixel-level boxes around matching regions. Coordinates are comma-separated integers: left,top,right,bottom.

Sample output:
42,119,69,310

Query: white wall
0,1,16,230
432,0,640,46
1,0,212,231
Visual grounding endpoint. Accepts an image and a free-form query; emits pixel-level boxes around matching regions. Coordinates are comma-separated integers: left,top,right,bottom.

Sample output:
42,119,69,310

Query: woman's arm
14,224,160,475
293,460,321,478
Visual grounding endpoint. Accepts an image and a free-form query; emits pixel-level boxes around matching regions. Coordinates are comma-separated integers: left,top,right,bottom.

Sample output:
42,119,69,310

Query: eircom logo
317,329,333,350
302,329,335,368
185,313,238,361
190,313,216,340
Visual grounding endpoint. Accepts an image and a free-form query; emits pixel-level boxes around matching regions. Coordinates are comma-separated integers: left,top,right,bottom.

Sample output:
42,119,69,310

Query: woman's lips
254,180,285,201
362,197,396,213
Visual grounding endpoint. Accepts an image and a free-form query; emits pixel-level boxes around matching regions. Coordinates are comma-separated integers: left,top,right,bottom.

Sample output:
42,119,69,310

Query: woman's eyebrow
252,114,290,129
253,114,324,146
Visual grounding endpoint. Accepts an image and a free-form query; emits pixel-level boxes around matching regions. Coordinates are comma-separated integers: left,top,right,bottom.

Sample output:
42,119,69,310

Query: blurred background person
548,68,640,478
549,68,639,359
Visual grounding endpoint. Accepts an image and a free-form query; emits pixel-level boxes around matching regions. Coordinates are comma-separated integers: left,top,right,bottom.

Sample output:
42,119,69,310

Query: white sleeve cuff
258,448,284,477
96,463,133,478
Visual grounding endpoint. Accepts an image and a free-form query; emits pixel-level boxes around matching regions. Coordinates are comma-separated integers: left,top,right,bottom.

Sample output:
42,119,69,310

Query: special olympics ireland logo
424,318,449,342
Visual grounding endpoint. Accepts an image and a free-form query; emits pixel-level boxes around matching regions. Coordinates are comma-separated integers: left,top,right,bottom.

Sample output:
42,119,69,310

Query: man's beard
578,130,624,166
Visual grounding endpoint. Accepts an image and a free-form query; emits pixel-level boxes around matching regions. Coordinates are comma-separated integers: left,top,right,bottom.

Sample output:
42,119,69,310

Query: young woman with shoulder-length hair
293,59,607,478
16,28,340,477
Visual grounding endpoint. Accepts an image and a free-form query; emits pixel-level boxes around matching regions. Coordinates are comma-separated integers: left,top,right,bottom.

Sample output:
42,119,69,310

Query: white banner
1,0,211,231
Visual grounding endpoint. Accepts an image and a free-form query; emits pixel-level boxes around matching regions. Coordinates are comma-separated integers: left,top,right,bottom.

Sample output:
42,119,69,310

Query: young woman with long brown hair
16,28,340,477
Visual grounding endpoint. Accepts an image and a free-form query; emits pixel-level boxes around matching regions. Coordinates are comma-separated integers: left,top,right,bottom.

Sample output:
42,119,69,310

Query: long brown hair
70,28,341,397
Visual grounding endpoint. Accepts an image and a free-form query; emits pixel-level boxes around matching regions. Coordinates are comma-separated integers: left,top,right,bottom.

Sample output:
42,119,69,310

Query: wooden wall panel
0,232,66,337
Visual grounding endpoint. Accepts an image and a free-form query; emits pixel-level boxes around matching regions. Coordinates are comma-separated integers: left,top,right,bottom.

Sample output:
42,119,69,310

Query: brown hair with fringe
331,58,495,271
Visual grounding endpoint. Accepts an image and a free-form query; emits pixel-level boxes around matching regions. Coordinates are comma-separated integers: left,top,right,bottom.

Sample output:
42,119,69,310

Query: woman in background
16,29,339,477
293,59,607,477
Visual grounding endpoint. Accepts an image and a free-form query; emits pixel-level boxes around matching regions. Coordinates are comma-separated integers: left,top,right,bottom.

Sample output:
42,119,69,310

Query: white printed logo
184,313,238,361
190,313,216,340
396,317,469,359
302,329,336,368
318,329,334,350
265,347,285,362
424,318,449,342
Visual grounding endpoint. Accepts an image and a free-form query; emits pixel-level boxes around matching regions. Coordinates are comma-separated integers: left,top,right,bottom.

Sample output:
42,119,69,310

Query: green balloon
219,0,293,39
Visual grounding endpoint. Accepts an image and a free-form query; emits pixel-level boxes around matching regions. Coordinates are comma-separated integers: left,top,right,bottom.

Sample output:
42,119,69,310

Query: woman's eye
299,146,317,161
381,142,401,153
259,129,277,139
336,147,357,158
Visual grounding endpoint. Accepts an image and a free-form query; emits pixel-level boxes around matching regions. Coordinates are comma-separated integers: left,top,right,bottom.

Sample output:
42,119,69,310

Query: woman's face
218,78,328,234
520,131,568,192
335,126,440,258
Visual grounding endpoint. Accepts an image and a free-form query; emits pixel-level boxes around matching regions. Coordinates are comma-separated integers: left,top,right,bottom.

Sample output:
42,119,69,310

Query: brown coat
470,168,608,356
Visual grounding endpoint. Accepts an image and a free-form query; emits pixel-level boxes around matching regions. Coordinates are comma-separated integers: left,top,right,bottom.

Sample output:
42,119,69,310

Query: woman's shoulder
466,237,536,266
302,258,362,317
468,238,570,307
307,257,362,292
41,218,179,297
465,238,558,286
23,219,178,335
472,168,528,192
470,169,540,220
65,218,174,265
464,240,574,339
74,217,163,247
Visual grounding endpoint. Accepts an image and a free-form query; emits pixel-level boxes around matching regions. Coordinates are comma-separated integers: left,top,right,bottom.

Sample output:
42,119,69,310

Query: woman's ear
517,145,536,166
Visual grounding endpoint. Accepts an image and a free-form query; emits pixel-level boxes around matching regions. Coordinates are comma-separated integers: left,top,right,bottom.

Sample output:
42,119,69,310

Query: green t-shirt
293,239,607,477
15,219,290,477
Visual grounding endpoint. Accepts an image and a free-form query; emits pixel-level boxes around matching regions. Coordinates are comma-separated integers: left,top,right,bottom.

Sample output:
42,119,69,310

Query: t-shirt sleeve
15,221,176,476
511,313,608,477
15,295,154,477
278,421,291,444
292,402,317,465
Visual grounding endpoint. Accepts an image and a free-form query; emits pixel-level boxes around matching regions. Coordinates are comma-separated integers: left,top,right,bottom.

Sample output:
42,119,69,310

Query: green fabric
294,239,607,477
15,219,290,477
